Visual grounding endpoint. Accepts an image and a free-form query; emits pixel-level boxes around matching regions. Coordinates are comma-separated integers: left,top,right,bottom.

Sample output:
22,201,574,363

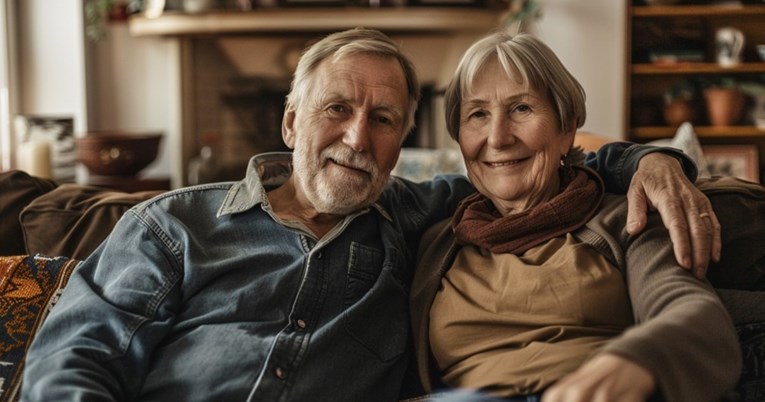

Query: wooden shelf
631,125,765,140
633,62,765,75
632,4,765,18
128,8,504,37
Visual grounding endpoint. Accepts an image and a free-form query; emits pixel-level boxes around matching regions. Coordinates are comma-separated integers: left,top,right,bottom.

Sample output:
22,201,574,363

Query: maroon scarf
452,167,604,255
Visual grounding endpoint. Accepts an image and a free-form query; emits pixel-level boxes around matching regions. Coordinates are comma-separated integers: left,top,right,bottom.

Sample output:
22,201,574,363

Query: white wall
17,0,88,133
535,0,626,139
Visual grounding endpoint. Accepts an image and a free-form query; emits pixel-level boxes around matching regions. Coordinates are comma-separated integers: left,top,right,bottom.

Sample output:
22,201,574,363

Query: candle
17,140,52,178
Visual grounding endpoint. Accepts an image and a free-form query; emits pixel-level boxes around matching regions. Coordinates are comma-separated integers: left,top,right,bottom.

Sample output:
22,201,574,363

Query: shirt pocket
343,242,408,362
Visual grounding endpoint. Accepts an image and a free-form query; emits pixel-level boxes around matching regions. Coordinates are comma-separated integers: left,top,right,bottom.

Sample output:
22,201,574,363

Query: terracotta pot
704,87,745,126
664,98,697,126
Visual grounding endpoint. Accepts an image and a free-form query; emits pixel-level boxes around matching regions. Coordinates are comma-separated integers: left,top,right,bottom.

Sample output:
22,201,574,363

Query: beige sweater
410,192,742,402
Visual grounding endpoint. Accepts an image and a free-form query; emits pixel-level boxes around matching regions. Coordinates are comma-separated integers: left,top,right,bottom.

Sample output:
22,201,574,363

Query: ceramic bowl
77,132,162,176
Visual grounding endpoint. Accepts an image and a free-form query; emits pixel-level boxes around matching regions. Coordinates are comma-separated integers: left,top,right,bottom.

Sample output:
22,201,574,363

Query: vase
704,87,745,126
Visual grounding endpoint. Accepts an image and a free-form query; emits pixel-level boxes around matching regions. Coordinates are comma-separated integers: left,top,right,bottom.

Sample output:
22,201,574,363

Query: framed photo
702,145,760,183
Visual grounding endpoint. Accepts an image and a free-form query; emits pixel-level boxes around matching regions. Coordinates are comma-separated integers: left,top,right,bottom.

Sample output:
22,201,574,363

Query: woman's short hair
444,31,587,141
285,28,421,134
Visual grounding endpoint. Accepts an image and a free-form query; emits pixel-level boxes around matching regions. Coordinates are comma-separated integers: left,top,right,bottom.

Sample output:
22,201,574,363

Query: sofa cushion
0,254,79,402
0,171,58,257
19,184,162,260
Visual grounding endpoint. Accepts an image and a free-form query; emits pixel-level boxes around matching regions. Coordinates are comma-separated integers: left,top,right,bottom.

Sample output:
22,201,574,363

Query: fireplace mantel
128,8,502,37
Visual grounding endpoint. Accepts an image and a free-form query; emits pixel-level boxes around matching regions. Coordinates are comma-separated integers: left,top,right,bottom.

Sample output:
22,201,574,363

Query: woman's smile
483,157,530,168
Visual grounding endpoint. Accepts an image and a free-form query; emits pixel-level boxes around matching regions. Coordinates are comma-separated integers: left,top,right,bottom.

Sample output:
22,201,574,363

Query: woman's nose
487,116,514,148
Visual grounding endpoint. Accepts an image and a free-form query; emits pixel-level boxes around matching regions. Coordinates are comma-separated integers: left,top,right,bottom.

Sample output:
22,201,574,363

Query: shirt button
295,319,307,330
275,367,286,379
316,251,323,259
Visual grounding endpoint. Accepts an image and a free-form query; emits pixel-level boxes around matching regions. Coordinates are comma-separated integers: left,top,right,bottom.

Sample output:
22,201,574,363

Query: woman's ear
282,106,296,149
560,122,577,155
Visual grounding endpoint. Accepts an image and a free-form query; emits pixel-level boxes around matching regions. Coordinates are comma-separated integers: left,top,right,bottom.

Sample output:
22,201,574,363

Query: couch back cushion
0,171,58,256
20,184,162,260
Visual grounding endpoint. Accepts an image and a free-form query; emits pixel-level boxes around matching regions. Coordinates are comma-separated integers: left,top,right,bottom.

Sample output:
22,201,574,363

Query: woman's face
458,59,573,215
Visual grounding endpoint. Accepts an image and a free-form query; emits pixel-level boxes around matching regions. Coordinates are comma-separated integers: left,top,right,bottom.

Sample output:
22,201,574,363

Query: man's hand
542,354,656,402
626,153,721,278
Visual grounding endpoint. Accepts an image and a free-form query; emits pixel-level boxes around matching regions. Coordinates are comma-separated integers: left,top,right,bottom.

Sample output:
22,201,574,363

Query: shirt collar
216,152,392,222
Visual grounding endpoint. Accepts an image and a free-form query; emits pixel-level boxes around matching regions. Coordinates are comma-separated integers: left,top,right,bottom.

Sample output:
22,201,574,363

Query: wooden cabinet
625,2,765,181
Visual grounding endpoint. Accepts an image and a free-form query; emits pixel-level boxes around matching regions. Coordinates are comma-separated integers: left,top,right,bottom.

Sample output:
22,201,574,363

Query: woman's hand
626,152,721,279
541,354,656,402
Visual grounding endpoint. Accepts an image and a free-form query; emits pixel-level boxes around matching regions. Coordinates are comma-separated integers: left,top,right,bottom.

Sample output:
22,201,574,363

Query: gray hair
285,28,420,134
444,31,586,142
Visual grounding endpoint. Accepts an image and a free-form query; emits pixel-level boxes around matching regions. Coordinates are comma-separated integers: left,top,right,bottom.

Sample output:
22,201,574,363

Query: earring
559,153,575,181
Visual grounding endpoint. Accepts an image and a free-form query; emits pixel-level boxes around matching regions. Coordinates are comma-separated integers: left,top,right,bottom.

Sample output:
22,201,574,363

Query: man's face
283,53,410,215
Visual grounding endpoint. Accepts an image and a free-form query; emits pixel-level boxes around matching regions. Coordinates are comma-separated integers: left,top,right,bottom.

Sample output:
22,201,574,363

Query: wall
15,0,88,180
536,0,626,139
17,0,88,132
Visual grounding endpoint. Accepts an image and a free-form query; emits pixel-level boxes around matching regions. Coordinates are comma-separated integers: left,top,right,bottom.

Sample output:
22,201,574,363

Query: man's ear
282,106,296,149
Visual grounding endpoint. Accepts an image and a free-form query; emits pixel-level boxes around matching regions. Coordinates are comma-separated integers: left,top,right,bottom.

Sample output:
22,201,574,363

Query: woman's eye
468,110,486,119
375,115,392,126
513,104,531,113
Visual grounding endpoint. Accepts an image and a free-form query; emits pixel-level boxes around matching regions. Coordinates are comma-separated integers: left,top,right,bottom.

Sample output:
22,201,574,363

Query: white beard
292,143,388,215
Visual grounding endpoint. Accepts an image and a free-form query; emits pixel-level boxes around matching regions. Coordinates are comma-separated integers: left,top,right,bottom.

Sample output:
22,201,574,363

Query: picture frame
702,144,760,183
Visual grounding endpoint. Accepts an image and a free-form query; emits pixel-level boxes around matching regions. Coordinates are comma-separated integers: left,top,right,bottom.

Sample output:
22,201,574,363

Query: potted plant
702,76,745,127
663,79,700,127
85,0,143,42
501,0,543,32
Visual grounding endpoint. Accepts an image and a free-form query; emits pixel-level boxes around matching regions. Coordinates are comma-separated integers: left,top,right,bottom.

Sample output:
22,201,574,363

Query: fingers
626,185,649,236
689,207,722,278
661,199,693,271
629,153,722,276
541,354,655,402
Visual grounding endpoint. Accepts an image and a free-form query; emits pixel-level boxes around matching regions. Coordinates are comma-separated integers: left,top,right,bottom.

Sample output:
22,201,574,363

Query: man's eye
328,104,347,114
375,115,393,126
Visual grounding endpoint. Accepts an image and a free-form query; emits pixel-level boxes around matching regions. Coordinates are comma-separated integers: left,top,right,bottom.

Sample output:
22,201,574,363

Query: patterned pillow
0,255,79,402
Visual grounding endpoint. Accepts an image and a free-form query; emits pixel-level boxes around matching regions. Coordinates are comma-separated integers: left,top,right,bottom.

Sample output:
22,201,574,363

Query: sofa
1,168,764,402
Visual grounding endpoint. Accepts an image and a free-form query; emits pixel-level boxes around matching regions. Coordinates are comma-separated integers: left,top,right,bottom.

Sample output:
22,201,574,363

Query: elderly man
23,28,717,402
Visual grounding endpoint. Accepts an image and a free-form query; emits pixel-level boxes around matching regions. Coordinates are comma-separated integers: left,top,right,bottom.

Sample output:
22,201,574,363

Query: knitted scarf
452,167,604,255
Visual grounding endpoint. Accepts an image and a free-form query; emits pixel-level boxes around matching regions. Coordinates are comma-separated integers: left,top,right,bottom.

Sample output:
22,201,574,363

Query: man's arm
584,142,721,278
22,211,179,400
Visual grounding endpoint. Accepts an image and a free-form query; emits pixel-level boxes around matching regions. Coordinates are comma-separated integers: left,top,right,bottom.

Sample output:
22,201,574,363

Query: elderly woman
409,32,741,402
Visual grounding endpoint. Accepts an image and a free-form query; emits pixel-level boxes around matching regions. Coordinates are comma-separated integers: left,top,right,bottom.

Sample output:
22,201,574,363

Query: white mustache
323,147,378,177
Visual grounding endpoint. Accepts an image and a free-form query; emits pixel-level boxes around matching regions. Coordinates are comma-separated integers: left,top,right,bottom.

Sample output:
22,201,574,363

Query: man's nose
343,115,371,152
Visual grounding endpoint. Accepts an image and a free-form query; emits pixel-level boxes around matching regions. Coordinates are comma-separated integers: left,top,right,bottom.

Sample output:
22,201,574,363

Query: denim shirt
22,144,693,402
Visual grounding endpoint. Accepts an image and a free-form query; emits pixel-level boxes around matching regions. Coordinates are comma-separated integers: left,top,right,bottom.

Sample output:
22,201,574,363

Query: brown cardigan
410,178,753,402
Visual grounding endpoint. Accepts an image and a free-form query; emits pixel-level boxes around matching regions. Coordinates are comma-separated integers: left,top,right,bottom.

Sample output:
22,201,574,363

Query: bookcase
625,1,765,182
